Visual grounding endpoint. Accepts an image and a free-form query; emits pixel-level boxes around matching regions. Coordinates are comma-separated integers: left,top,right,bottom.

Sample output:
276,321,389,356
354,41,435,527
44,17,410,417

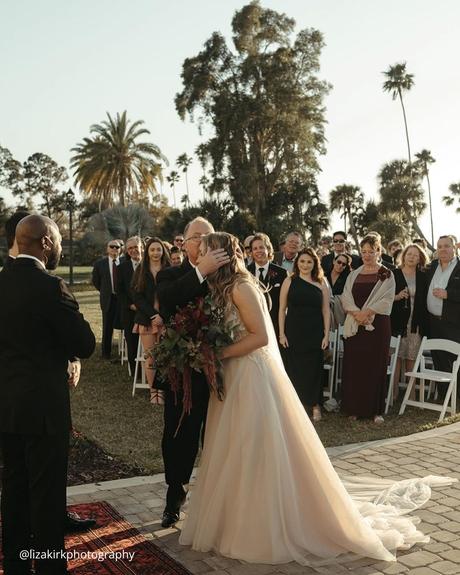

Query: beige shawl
340,265,395,339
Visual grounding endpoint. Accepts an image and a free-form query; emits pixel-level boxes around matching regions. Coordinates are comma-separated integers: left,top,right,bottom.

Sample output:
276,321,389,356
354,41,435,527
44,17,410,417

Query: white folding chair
323,329,338,399
399,337,460,422
132,338,150,396
384,335,401,414
117,329,123,356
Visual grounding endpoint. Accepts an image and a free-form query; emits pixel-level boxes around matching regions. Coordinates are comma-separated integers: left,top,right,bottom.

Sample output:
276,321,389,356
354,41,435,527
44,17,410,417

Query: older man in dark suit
0,215,95,575
117,236,143,373
92,240,122,359
156,217,230,528
247,232,287,339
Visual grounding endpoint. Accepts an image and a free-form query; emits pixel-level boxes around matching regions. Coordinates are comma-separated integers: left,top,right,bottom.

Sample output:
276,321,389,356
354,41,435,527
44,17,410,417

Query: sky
1,0,459,243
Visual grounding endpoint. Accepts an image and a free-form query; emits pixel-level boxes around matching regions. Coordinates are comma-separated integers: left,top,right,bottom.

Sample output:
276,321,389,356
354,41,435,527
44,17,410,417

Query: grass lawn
54,266,93,284
73,289,460,475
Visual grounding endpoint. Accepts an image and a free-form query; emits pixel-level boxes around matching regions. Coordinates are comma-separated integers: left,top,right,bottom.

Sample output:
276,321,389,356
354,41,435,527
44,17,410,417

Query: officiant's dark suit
156,257,209,521
0,257,95,575
247,261,287,338
92,246,121,358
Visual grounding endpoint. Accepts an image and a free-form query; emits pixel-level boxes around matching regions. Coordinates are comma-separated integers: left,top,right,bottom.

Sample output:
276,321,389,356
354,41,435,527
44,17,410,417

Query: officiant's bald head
16,215,62,270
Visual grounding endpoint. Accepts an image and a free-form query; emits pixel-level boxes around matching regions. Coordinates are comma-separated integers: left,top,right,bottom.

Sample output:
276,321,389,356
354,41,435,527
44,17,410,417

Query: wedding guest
243,234,255,265
273,231,303,272
170,245,184,267
156,217,230,528
426,235,460,396
173,234,185,251
279,248,330,422
321,231,360,274
387,239,403,265
413,237,428,252
247,233,287,338
341,234,395,423
117,236,143,374
92,240,122,359
390,244,429,399
0,215,95,575
132,237,170,401
3,210,30,270
326,253,352,296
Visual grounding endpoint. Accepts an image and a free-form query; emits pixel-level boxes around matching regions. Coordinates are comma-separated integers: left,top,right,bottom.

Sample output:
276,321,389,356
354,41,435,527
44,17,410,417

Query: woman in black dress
131,237,170,402
278,248,330,422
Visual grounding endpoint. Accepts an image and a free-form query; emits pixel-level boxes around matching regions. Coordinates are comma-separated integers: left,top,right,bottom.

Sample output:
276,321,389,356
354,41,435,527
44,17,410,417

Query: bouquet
153,295,237,431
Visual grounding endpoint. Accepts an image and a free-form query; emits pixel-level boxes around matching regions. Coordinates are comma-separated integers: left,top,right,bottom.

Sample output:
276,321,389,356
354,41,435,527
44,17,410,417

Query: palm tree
70,111,167,209
443,183,460,213
329,184,363,250
378,159,433,250
166,170,180,207
415,149,436,246
176,153,193,206
383,63,415,165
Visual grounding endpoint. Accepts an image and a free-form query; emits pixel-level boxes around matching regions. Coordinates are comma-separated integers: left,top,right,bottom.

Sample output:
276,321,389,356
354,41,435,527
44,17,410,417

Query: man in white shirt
427,235,460,395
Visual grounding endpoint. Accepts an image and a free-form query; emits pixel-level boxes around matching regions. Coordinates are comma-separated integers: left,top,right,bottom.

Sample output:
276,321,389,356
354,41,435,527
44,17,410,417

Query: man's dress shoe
65,511,96,533
161,510,180,528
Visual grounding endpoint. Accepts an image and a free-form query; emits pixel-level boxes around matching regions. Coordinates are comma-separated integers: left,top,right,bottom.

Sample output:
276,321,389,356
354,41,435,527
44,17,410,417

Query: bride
179,232,454,565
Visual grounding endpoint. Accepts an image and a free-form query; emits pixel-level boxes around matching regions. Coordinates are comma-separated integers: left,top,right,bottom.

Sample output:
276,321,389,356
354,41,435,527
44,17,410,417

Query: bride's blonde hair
202,232,260,312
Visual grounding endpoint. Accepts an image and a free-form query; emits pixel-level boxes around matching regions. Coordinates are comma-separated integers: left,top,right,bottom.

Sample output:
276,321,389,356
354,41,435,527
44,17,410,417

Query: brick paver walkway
67,423,460,575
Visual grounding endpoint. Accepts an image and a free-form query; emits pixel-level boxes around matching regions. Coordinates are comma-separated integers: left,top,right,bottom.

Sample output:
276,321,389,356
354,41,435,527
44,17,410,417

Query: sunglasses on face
109,244,120,249
333,239,345,244
336,260,348,267
175,238,184,243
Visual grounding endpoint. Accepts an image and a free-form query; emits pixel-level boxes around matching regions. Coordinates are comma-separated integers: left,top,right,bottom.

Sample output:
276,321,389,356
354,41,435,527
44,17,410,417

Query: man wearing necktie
92,240,122,359
247,233,287,340
117,236,143,373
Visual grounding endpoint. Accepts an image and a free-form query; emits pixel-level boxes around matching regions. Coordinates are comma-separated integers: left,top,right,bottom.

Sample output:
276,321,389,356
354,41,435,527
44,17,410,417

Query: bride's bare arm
220,282,269,359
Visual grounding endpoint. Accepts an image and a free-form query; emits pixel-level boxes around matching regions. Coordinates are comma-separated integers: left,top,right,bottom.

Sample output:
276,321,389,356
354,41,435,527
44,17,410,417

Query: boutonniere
377,266,392,281
267,269,278,281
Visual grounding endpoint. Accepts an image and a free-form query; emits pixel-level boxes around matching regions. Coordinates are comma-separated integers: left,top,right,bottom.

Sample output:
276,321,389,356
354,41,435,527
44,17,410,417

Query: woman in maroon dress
340,234,395,423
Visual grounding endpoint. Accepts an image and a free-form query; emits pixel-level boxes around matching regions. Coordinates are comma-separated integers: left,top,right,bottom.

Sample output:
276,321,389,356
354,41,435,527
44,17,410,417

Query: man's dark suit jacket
117,259,137,327
157,259,208,322
247,261,287,336
427,258,460,326
92,256,117,312
0,258,95,434
2,255,16,271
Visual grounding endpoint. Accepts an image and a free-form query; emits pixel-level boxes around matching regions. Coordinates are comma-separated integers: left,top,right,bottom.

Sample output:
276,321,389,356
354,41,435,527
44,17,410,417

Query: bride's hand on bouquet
279,334,289,348
151,314,163,327
150,388,165,405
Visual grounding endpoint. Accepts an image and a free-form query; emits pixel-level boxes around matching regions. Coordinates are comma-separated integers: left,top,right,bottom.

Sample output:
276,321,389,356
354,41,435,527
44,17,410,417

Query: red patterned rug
0,501,192,575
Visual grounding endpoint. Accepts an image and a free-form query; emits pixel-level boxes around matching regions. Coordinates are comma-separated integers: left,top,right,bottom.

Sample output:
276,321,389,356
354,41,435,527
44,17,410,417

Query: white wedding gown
179,292,455,565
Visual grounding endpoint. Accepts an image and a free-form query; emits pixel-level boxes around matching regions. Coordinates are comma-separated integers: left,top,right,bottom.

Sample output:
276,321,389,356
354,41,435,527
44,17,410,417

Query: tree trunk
426,170,434,247
348,212,360,252
398,89,412,166
409,215,434,252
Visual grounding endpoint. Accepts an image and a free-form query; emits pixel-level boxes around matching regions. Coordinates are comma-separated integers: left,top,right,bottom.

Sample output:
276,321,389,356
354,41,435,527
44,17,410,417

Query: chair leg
439,379,455,421
399,376,415,415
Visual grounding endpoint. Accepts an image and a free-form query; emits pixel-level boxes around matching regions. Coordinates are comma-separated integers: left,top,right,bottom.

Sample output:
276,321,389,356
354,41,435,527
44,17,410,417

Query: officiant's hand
197,248,230,277
68,360,81,388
